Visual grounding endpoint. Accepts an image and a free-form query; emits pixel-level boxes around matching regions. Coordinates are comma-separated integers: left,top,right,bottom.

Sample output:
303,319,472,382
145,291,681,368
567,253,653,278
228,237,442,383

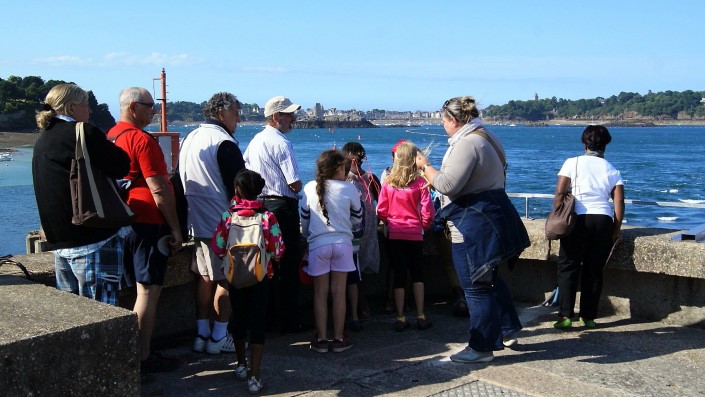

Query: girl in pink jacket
377,141,435,332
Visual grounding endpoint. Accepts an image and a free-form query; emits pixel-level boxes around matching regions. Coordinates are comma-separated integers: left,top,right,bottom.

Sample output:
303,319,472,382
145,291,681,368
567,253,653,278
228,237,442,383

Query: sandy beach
0,132,39,151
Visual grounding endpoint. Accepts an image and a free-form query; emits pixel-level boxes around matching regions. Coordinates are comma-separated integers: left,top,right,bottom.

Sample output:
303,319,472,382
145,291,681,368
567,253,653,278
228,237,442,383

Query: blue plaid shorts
54,232,123,306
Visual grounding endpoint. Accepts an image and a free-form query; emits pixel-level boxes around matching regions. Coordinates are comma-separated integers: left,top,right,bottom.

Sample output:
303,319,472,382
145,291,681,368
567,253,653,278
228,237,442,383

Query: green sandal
579,317,596,329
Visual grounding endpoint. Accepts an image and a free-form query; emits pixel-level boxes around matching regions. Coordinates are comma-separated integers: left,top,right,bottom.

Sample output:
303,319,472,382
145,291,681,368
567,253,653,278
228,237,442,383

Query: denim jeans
452,242,522,352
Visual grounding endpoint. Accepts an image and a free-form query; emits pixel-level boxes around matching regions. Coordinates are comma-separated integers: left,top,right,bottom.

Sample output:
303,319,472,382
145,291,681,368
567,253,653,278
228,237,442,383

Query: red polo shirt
107,121,171,224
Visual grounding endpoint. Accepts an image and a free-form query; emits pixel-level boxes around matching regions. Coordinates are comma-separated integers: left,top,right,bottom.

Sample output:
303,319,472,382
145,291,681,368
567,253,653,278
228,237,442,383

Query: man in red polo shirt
107,87,183,374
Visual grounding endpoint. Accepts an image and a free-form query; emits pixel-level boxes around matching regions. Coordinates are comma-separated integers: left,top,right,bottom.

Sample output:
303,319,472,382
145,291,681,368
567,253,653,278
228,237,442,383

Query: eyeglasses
135,102,158,110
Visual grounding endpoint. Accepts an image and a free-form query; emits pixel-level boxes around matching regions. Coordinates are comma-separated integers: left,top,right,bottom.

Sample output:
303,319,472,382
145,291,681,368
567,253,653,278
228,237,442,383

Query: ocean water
2,124,704,255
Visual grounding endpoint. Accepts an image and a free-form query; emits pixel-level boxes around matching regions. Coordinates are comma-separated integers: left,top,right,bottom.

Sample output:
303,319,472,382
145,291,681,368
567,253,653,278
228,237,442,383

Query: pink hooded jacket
377,176,435,241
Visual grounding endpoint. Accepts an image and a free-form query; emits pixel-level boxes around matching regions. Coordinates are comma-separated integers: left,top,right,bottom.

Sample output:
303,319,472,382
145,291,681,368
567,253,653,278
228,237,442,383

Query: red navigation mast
151,68,179,172
155,68,168,132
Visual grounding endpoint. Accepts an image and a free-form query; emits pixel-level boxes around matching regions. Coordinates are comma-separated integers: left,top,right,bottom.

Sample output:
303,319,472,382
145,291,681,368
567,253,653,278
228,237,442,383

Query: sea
2,123,704,256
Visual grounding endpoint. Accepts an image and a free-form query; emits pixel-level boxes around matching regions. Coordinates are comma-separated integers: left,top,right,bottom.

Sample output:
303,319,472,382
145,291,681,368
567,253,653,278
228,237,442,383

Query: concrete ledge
519,218,705,278
9,219,705,339
8,245,197,340
506,219,705,328
0,275,139,396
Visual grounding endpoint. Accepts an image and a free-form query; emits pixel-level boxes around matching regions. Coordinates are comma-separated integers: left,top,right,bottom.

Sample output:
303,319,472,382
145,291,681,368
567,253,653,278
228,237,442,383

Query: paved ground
141,297,705,397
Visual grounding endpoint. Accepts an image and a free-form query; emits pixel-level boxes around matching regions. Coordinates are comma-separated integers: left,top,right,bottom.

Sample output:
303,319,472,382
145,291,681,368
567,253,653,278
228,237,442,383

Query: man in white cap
244,95,306,334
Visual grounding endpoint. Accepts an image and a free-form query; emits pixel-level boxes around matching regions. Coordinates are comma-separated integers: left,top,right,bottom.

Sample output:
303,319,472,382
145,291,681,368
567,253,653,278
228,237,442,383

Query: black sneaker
140,352,180,374
394,319,411,332
330,336,353,353
309,333,330,353
416,317,433,330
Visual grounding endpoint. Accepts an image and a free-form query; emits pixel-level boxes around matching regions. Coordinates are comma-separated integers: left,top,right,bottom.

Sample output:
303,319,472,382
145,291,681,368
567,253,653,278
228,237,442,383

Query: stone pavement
141,297,705,397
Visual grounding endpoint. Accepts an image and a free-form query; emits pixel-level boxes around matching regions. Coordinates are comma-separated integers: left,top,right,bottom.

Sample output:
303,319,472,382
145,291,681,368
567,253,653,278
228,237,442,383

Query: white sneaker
247,376,263,394
502,336,518,348
450,346,494,363
193,335,208,353
206,333,235,354
235,363,248,380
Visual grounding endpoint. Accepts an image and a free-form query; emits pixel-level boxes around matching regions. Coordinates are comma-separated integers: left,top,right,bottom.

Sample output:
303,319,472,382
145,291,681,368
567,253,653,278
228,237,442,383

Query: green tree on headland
484,90,705,122
0,75,115,131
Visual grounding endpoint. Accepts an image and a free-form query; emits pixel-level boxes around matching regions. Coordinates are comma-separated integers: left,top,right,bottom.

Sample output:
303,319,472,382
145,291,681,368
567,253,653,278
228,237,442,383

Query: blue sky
2,1,703,117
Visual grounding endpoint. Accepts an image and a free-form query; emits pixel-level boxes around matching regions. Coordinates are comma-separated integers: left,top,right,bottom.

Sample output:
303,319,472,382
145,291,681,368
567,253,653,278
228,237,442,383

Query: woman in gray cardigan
416,96,528,364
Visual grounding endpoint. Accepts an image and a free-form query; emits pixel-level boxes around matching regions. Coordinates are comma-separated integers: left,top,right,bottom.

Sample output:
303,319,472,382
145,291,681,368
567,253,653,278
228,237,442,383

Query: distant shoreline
4,119,705,150
542,119,705,127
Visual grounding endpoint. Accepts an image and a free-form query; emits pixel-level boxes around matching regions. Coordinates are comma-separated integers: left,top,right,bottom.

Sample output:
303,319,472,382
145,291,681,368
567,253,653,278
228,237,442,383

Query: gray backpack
226,212,267,288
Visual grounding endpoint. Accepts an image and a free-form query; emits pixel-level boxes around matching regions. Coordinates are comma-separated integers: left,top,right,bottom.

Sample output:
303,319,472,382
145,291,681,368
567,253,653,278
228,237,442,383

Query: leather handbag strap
471,127,508,188
471,128,506,169
75,122,84,159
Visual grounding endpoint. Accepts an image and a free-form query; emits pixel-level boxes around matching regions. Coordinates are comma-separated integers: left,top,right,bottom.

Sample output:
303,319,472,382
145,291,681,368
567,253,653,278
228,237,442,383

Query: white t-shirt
558,155,623,217
300,179,362,250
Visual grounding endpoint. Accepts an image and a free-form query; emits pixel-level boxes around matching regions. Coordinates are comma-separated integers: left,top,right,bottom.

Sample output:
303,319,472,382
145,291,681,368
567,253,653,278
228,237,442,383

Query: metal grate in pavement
430,380,532,397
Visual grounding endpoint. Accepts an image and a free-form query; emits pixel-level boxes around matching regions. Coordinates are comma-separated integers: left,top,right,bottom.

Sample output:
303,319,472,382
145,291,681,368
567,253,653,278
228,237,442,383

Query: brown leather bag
70,122,135,228
545,191,576,240
545,157,578,240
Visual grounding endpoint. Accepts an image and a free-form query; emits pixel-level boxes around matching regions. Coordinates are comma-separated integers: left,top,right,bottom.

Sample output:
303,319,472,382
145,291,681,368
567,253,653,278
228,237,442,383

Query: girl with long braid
300,150,363,353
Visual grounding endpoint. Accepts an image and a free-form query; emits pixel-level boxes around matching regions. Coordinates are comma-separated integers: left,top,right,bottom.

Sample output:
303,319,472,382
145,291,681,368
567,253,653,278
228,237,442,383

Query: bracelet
422,163,431,172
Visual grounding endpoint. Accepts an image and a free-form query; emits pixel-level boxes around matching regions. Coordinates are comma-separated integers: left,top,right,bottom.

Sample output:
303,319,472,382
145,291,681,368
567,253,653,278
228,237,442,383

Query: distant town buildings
313,103,324,119
242,102,442,123
300,104,441,122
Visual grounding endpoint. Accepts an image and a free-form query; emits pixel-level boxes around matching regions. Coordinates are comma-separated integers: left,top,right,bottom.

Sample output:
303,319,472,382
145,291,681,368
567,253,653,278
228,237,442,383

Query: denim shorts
122,223,170,287
54,232,123,305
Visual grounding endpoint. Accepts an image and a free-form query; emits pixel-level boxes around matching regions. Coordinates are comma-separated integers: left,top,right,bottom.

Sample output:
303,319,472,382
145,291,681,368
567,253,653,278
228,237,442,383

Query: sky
1,1,703,118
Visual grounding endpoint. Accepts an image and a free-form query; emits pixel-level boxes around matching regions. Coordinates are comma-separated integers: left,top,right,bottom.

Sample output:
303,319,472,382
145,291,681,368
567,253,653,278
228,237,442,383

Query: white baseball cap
264,96,301,117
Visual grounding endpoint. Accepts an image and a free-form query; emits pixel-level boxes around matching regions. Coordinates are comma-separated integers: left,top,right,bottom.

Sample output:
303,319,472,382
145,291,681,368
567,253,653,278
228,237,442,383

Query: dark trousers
262,197,302,332
230,278,269,345
557,214,614,320
388,239,424,288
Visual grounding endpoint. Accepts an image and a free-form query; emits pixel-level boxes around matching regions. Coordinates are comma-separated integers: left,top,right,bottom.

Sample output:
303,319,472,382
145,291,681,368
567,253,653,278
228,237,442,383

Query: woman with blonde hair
416,96,528,363
377,141,435,332
32,83,130,305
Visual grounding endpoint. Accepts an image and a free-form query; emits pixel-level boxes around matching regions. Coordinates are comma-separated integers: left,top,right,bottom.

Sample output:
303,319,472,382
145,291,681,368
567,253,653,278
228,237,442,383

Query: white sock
197,319,211,338
212,321,228,341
